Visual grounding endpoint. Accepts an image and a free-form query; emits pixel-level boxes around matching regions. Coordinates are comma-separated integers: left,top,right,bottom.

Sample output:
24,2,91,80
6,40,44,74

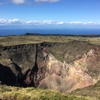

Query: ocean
0,28,100,36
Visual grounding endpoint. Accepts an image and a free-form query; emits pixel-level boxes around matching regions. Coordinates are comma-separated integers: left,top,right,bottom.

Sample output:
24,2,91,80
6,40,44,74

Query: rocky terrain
0,39,100,95
70,80,100,100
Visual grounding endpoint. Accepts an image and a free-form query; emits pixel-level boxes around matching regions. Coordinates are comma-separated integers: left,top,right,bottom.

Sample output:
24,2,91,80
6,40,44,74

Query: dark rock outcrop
0,64,16,85
0,44,36,73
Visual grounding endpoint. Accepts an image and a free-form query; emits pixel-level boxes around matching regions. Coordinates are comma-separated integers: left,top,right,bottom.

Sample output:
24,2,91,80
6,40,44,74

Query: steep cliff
0,40,100,93
0,44,36,73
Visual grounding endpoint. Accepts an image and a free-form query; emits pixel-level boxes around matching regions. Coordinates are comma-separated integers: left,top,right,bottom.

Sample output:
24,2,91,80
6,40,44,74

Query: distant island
24,32,100,37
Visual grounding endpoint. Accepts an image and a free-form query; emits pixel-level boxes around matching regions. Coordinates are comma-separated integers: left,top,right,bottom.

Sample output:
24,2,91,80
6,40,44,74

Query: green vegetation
0,85,87,100
1,35,100,46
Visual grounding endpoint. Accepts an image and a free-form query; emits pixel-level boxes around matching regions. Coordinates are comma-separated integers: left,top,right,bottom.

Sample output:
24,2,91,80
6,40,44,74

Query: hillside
0,35,100,99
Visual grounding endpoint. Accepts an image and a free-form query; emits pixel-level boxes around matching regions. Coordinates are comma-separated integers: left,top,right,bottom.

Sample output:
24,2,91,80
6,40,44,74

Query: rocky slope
70,80,100,100
0,40,100,93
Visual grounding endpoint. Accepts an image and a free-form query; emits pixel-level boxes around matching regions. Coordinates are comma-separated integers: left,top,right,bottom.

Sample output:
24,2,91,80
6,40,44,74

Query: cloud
12,0,25,4
43,20,56,24
25,20,56,25
25,20,41,25
56,22,65,25
67,22,98,25
87,22,95,25
34,0,60,3
8,19,23,24
0,1,8,5
0,19,23,25
0,0,60,5
0,19,7,24
69,22,84,25
0,18,99,26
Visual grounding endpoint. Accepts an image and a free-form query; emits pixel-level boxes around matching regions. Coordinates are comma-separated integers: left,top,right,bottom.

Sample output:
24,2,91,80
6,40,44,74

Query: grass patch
0,85,87,100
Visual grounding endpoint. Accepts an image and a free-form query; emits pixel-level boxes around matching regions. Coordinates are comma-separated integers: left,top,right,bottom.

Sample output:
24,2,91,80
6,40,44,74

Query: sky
0,0,100,29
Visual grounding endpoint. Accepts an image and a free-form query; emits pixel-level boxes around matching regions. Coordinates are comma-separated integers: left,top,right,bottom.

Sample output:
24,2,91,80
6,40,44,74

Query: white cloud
8,19,23,24
0,19,23,25
69,22,83,25
67,22,98,25
12,0,25,4
87,22,95,25
56,21,65,25
0,0,60,5
25,20,41,25
43,20,56,24
34,0,60,3
0,18,100,26
0,19,7,24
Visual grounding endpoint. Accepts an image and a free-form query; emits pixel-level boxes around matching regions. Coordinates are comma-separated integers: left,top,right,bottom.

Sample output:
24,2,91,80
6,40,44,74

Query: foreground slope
0,85,87,100
0,81,100,100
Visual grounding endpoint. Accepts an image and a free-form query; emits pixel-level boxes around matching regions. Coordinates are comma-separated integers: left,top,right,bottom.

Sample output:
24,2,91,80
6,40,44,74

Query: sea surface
0,28,100,36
